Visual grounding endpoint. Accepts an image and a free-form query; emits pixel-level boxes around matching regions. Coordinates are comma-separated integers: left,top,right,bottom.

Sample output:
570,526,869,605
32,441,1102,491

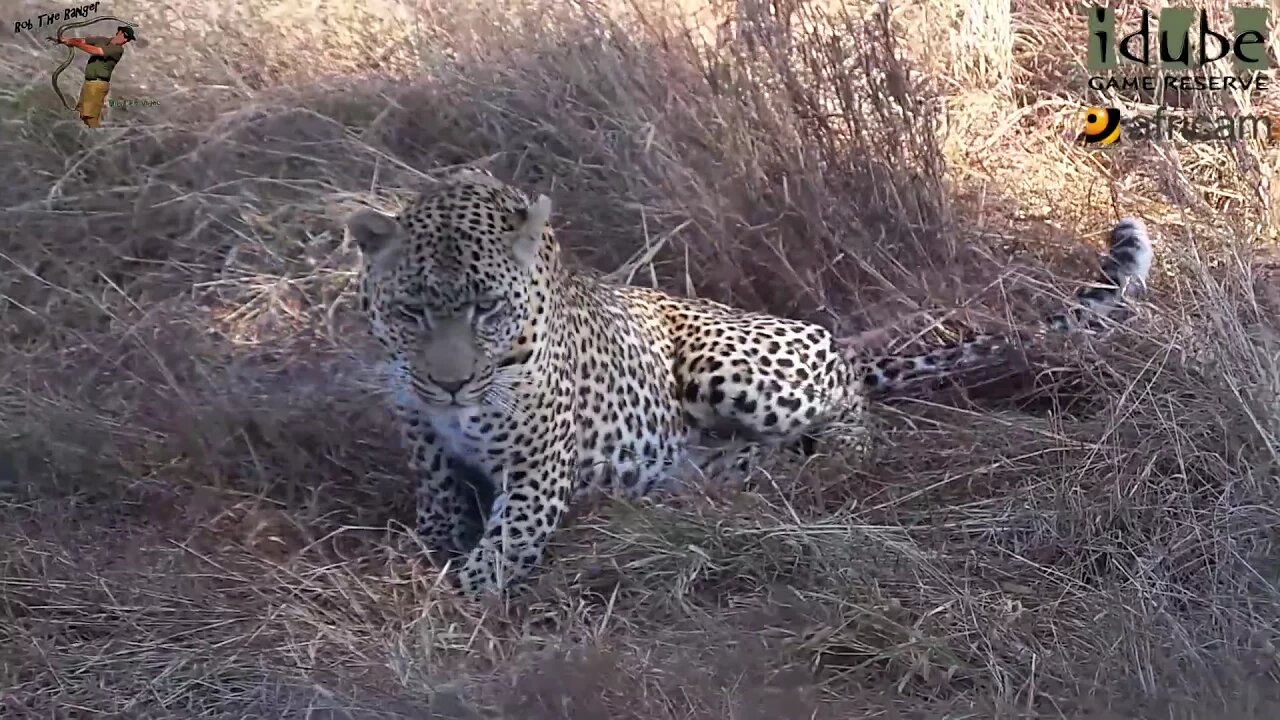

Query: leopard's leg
397,405,491,563
673,319,861,467
683,438,763,487
699,404,870,487
805,398,875,466
453,430,577,597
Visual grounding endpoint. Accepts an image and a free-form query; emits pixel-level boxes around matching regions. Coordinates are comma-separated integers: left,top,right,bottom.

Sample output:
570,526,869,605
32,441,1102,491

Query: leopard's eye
475,297,501,314
392,303,424,322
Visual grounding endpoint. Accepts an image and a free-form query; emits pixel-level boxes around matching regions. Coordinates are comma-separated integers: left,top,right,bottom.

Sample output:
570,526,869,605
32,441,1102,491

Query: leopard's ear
510,194,551,268
450,165,498,182
344,207,401,256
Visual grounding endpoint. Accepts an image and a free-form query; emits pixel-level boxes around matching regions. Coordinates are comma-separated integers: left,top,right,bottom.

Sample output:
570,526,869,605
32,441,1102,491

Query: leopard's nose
433,377,469,394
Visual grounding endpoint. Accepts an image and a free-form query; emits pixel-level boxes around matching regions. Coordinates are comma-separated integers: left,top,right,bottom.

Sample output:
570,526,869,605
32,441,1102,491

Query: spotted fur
343,169,1153,597
855,217,1154,392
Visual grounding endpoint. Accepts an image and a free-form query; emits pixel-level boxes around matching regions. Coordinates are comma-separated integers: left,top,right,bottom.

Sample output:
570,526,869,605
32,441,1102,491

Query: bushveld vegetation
1,0,1277,716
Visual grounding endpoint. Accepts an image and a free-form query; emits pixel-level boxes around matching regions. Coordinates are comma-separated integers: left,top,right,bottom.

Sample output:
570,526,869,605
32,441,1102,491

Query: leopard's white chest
426,406,492,457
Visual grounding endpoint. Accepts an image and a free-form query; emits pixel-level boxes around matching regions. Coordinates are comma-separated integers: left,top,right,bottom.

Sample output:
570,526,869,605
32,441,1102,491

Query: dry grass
1,0,1278,717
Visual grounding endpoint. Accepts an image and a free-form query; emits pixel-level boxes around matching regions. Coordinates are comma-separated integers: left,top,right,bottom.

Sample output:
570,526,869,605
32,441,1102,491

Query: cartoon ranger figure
46,24,136,128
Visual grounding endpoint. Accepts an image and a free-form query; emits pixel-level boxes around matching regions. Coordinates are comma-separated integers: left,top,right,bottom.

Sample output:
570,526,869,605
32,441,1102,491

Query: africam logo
1079,107,1122,145
1078,106,1280,146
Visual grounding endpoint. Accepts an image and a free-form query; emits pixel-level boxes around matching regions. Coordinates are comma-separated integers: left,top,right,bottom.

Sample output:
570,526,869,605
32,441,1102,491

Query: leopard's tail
852,217,1154,396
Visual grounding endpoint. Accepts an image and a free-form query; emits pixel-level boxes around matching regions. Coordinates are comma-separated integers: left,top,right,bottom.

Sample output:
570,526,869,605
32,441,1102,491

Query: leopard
342,167,1154,598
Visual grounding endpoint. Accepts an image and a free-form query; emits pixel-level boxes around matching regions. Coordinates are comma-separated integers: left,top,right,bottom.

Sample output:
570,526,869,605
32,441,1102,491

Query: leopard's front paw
443,542,499,598
445,541,540,599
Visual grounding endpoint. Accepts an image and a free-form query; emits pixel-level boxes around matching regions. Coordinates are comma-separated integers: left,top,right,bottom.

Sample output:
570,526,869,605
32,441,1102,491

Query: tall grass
1,0,1277,716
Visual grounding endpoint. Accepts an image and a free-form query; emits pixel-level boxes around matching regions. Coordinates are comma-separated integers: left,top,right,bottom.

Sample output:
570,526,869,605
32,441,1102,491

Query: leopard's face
345,170,553,409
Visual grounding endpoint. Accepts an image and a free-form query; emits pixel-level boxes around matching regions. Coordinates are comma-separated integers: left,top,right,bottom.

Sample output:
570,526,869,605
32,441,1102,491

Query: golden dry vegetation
1,0,1278,717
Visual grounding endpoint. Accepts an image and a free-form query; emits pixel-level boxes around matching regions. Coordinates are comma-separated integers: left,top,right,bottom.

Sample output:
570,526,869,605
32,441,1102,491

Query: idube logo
1084,6,1271,93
